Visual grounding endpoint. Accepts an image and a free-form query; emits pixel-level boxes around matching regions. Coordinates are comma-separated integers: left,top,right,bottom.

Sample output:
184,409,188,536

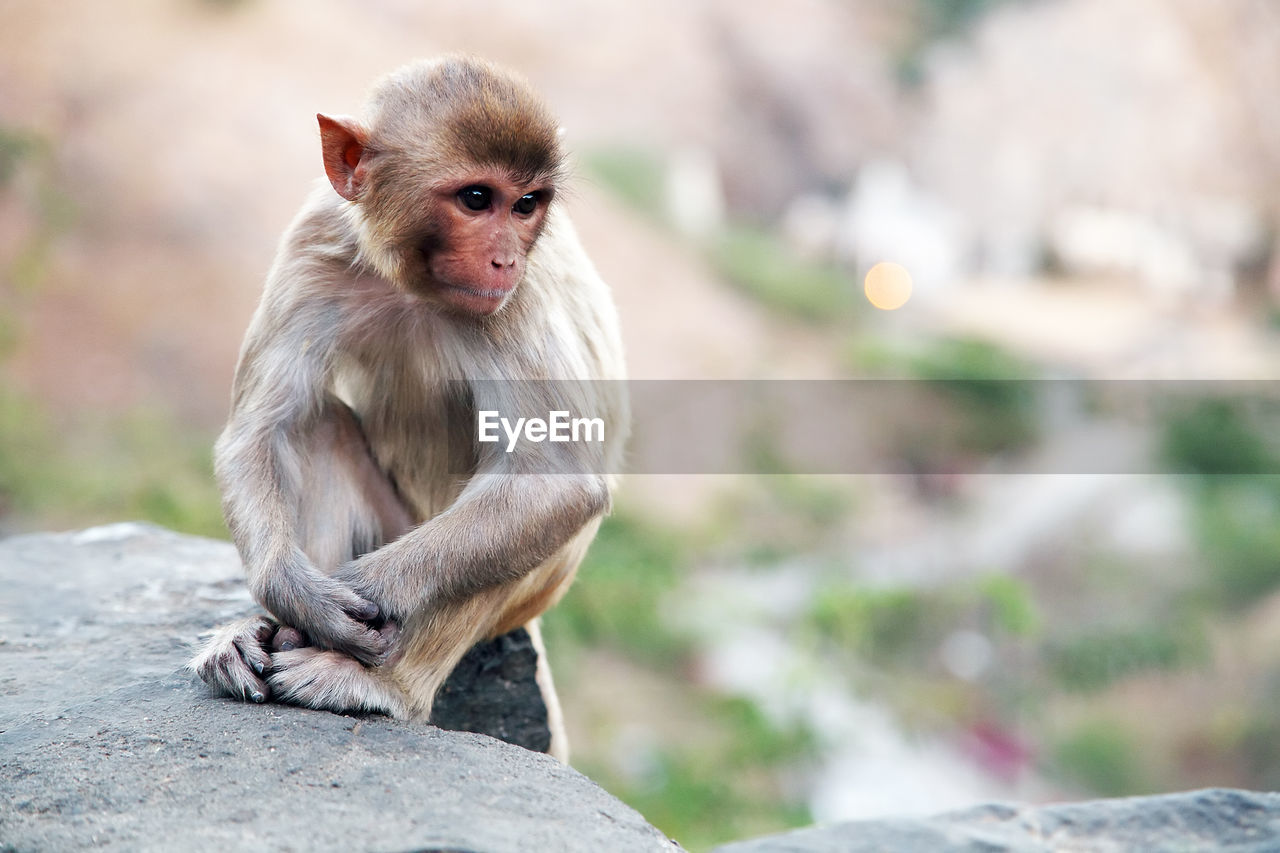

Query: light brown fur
191,57,626,758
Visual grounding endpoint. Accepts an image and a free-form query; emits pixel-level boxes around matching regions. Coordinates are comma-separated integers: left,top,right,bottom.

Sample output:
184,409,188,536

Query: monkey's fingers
306,608,391,667
332,621,392,667
338,591,381,623
326,562,387,624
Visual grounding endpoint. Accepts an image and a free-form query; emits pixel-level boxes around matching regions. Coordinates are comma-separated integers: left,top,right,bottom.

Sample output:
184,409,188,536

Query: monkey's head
317,56,565,318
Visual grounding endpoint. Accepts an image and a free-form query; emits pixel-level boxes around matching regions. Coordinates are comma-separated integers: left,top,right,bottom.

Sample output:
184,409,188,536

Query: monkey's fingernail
250,691,265,703
252,660,266,674
280,641,295,652
357,602,379,620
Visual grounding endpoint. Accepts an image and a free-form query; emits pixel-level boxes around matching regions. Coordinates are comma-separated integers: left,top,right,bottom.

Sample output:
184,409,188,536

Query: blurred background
4,0,1280,849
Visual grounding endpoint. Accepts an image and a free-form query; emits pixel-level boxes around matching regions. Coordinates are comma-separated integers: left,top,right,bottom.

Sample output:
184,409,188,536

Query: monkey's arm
215,294,391,665
334,469,609,619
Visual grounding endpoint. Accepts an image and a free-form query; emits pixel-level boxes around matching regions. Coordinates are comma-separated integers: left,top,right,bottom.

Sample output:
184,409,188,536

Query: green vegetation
1047,622,1205,693
1052,720,1147,797
0,126,41,187
1189,480,1280,608
905,335,1036,381
544,511,818,850
916,0,1015,41
847,336,1041,468
0,388,224,538
709,225,857,325
907,337,1040,454
0,125,76,293
810,584,946,666
1239,696,1280,790
0,386,57,518
577,694,815,852
1160,396,1280,606
580,147,666,220
849,333,1039,380
807,573,1040,672
708,475,856,564
977,574,1040,638
582,144,858,326
1159,397,1275,477
542,512,692,666
0,124,220,537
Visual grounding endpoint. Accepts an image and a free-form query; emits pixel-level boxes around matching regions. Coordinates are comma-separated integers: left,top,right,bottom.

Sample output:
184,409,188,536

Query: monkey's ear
318,114,370,202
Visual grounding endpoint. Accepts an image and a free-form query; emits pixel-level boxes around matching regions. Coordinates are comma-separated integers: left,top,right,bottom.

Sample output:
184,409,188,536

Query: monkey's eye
458,186,493,211
512,193,539,216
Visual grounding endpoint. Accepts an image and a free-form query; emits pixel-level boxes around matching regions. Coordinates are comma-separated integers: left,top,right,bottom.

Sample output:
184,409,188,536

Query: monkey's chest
332,360,476,520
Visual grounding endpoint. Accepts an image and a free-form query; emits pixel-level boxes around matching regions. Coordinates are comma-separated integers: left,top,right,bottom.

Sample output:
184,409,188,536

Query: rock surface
0,524,677,852
5,524,1280,853
711,789,1280,853
431,627,550,754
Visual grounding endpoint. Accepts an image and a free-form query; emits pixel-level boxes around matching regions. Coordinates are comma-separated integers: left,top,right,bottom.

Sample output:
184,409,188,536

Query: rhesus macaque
191,56,627,758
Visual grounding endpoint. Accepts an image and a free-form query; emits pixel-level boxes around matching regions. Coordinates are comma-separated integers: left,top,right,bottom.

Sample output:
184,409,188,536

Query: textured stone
7,524,1275,853
0,524,677,852
430,627,550,753
711,789,1280,853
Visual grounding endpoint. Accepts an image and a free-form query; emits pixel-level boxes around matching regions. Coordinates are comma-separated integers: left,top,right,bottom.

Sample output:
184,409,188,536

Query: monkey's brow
432,167,558,194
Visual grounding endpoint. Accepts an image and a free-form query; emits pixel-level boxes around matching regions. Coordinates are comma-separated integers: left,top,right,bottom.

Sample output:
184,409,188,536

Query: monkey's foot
267,648,407,717
190,614,277,703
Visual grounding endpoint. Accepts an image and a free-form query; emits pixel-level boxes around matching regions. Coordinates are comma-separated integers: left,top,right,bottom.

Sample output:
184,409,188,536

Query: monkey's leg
263,397,416,714
295,396,415,573
488,528,594,760
267,646,407,716
197,398,414,709
390,540,589,733
391,587,514,723
381,535,593,750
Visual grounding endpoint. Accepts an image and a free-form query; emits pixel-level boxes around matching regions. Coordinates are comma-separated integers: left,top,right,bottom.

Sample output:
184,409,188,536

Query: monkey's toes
271,626,308,653
192,615,278,703
195,646,269,703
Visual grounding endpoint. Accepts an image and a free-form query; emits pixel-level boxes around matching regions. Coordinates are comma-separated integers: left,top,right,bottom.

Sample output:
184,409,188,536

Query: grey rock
431,627,550,754
0,523,677,852
0,521,549,750
711,789,1280,853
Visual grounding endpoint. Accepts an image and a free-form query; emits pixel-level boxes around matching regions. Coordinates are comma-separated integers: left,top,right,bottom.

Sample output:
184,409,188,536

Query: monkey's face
411,176,552,317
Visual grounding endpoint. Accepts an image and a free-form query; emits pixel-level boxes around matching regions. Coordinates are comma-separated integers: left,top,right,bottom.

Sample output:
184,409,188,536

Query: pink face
425,176,552,317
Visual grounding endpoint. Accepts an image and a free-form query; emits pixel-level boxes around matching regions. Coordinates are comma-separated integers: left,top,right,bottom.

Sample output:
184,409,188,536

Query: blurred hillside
0,0,901,423
4,0,1279,418
5,1,1280,850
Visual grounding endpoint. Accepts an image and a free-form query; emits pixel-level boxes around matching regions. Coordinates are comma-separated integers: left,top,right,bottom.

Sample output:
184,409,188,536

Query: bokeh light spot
864,262,913,311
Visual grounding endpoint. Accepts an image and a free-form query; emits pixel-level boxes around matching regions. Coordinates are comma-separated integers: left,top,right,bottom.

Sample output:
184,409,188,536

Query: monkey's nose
491,258,516,268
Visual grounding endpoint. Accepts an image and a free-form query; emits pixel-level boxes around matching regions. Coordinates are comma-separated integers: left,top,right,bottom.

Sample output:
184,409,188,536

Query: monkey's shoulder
275,186,360,261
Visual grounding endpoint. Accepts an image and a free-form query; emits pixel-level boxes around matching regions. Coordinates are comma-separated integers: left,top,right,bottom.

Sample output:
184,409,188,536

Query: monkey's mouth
440,283,514,316
446,284,511,299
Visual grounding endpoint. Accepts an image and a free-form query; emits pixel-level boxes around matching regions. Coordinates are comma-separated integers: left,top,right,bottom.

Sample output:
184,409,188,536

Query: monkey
190,56,627,759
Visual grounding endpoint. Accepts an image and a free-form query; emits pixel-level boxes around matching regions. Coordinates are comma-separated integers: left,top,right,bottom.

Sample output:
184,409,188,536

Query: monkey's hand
253,563,392,666
331,545,424,626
